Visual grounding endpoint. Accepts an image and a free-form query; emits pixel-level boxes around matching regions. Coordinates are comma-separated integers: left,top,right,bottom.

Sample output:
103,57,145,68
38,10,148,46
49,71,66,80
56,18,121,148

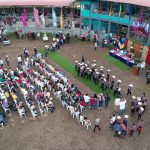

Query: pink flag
33,8,40,26
21,15,27,26
21,8,27,26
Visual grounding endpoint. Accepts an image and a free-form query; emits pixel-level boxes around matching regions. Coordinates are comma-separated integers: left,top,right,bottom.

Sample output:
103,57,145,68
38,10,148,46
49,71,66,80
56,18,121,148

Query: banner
100,3,102,13
33,8,40,26
146,47,150,64
40,11,45,26
21,8,27,27
109,3,112,16
60,8,64,29
52,7,57,28
119,4,122,17
130,21,149,37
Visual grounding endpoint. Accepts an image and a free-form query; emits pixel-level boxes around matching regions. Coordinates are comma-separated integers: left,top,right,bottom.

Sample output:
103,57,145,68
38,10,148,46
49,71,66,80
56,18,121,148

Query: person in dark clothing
34,47,38,56
81,55,85,62
127,84,133,96
93,118,101,132
66,32,70,43
104,93,110,108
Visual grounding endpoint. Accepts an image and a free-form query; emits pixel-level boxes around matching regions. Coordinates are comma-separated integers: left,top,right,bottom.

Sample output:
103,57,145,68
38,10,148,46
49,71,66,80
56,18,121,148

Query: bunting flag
40,11,45,26
129,5,132,20
52,7,57,28
21,8,27,27
33,8,40,26
60,8,64,29
109,3,112,16
119,4,122,17
100,2,102,13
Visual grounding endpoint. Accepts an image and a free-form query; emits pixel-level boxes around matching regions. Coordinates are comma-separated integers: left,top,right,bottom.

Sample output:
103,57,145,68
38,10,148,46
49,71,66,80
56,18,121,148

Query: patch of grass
102,54,130,71
40,50,116,100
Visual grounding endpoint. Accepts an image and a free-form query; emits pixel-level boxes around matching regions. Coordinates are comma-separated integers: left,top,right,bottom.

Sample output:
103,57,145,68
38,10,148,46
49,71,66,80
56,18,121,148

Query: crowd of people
0,40,148,137
43,31,70,56
75,57,126,97
0,48,93,130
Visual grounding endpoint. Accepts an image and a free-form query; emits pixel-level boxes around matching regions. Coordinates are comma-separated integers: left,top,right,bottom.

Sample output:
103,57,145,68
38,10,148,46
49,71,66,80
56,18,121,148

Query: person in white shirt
114,97,120,112
83,93,90,107
119,99,126,115
0,57,4,67
94,42,98,50
17,55,22,68
110,114,116,130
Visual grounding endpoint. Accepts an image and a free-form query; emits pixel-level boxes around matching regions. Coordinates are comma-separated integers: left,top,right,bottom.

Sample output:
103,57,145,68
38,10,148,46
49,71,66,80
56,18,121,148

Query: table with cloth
109,50,135,67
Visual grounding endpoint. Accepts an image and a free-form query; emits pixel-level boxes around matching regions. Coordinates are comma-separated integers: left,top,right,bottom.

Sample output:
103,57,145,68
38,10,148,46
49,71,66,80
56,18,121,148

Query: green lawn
102,54,130,71
40,50,116,100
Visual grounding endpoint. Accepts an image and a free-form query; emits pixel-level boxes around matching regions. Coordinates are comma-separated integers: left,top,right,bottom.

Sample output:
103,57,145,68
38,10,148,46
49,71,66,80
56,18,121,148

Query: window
81,4,90,11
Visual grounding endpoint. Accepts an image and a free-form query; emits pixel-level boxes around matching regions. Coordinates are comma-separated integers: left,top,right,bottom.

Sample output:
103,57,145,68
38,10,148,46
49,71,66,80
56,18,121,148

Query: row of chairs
35,57,92,129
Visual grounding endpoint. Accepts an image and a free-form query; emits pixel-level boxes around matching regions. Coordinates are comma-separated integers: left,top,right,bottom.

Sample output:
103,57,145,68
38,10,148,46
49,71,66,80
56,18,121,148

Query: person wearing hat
93,118,101,132
123,115,129,127
131,96,137,115
75,61,78,71
105,79,110,91
136,98,142,112
138,107,144,120
44,45,49,57
127,84,133,96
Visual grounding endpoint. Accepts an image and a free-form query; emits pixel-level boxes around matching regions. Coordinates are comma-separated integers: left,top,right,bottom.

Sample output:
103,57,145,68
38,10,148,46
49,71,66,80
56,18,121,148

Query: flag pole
42,6,45,34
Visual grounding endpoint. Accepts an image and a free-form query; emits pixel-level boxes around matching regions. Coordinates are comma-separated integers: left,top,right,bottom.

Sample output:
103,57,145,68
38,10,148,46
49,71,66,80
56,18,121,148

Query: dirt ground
0,37,150,150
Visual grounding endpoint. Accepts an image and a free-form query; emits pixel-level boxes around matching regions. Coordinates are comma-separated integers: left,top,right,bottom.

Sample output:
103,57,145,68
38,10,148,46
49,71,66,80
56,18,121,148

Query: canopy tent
105,0,150,7
0,0,73,7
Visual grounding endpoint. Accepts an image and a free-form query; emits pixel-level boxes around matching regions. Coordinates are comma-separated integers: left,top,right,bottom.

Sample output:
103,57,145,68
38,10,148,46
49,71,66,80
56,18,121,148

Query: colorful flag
52,7,57,28
100,2,102,13
33,8,40,26
109,3,112,16
119,4,122,17
40,11,45,26
21,8,27,27
60,8,64,29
